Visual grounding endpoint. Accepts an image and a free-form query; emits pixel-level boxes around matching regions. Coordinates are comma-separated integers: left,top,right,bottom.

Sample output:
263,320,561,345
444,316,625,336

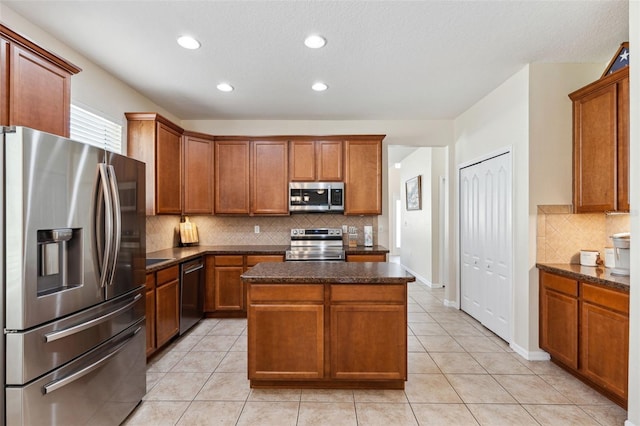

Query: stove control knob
292,229,298,235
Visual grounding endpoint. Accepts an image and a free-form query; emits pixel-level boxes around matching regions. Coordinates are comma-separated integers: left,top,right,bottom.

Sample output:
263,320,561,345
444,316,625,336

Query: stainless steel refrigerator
1,126,147,425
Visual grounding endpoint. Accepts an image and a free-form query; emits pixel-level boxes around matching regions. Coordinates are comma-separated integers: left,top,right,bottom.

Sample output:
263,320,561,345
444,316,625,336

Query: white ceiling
2,1,629,121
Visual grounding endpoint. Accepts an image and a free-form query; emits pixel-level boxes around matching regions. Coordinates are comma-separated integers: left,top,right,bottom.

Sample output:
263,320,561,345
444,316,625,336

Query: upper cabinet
126,113,183,215
569,64,629,213
290,139,343,181
344,137,384,215
0,24,81,137
183,131,215,215
215,138,288,215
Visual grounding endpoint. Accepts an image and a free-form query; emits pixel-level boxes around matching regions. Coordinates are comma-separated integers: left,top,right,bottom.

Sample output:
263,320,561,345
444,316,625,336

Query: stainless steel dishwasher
180,257,204,334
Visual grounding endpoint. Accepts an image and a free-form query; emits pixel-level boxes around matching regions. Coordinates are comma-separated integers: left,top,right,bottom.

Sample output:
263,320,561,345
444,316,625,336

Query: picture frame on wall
405,175,422,211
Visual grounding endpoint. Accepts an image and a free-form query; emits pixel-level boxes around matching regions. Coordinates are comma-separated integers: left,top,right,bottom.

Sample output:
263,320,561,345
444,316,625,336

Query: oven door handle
43,293,142,343
43,326,142,394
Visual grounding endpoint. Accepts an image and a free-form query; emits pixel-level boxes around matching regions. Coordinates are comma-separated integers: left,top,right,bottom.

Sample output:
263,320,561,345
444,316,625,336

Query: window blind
70,104,122,153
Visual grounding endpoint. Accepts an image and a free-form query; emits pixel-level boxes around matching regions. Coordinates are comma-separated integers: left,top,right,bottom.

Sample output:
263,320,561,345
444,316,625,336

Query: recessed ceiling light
304,34,326,49
217,83,234,92
312,82,328,92
177,35,201,50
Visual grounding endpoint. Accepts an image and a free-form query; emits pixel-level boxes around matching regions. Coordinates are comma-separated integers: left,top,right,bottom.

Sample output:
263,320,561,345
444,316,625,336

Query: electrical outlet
254,225,260,233
342,225,348,233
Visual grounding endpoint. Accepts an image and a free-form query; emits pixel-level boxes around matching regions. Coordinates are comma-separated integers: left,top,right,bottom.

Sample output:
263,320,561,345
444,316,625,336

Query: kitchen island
241,262,415,390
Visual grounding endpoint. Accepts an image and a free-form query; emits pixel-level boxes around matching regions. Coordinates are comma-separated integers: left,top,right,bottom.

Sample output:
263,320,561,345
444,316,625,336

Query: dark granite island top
241,261,415,284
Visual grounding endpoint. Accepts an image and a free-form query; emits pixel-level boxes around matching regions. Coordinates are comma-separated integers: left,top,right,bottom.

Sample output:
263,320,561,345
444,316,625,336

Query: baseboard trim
401,265,443,288
443,299,458,308
510,341,551,361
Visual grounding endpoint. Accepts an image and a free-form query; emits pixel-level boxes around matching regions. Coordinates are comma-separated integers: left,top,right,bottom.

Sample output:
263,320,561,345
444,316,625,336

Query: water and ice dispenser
37,228,82,296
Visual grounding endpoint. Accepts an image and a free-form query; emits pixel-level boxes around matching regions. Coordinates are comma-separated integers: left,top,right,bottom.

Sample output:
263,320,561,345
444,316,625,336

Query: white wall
627,2,639,424
0,5,181,146
388,165,402,256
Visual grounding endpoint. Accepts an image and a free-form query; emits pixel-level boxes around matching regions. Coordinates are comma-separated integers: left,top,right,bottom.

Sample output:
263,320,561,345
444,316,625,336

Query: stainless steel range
285,228,345,261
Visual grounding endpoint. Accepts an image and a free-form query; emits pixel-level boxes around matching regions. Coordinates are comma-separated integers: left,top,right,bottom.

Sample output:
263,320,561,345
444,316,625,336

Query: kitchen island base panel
249,380,405,390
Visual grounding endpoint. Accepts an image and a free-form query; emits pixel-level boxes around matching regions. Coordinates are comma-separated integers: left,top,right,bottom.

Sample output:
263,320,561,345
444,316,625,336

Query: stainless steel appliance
289,182,344,212
1,126,146,425
180,257,204,334
286,228,345,261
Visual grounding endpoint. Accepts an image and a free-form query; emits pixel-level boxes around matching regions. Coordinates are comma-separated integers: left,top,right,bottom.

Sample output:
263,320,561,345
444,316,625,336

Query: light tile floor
123,283,627,425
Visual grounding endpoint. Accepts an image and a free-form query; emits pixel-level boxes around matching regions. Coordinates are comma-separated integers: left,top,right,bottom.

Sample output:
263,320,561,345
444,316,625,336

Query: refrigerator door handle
42,326,143,394
105,164,122,287
43,293,142,343
94,163,114,289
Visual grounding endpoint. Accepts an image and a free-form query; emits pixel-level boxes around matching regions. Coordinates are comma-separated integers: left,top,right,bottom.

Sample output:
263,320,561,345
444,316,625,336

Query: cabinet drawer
246,255,284,266
581,283,629,314
540,271,578,297
346,254,387,262
145,273,155,291
249,284,324,303
330,285,405,304
156,265,179,286
215,255,244,266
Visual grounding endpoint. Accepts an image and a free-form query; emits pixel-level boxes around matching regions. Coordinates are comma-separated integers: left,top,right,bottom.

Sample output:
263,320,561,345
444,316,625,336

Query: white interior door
460,152,512,342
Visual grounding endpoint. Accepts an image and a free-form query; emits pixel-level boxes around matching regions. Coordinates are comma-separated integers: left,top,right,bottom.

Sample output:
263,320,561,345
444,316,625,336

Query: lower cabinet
204,254,284,317
247,282,407,387
539,270,629,407
145,273,156,357
345,253,387,262
248,284,325,380
155,265,180,349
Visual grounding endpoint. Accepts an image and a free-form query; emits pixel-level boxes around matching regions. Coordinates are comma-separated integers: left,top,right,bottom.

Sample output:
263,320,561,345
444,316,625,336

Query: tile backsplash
536,205,629,264
145,214,378,253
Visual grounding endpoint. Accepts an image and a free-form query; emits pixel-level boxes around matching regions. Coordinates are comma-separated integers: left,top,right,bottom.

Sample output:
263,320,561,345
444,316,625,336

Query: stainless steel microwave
289,182,344,212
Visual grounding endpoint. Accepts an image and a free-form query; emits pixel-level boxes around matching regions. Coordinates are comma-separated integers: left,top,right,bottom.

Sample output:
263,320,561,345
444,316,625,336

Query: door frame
456,146,513,340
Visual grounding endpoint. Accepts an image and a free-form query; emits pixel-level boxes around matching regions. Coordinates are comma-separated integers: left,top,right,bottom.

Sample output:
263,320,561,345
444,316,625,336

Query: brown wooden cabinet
183,131,214,214
344,137,384,215
330,285,406,380
126,113,184,215
539,270,629,408
0,24,81,137
580,283,629,404
252,140,289,215
569,67,629,212
346,253,387,262
290,139,343,182
215,138,288,215
155,265,180,349
145,273,156,357
247,281,407,388
205,254,284,317
248,284,325,380
539,271,578,368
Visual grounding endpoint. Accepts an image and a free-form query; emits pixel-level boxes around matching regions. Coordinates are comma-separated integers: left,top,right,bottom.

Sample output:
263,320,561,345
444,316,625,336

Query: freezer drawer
5,287,145,385
5,319,146,426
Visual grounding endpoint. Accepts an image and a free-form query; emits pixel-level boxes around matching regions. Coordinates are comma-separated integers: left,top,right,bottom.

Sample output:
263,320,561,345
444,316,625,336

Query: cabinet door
9,44,72,137
572,84,617,212
316,140,343,181
155,278,180,348
580,301,629,401
539,286,578,369
289,140,316,181
156,122,182,214
252,140,289,215
0,37,9,125
617,75,629,212
330,304,406,380
248,303,324,380
183,134,214,214
344,139,382,215
346,253,387,262
145,289,156,357
215,266,244,311
215,140,250,214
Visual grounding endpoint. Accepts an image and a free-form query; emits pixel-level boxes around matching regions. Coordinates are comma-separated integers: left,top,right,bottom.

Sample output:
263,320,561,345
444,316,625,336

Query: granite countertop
145,245,390,272
241,261,415,284
536,263,629,292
